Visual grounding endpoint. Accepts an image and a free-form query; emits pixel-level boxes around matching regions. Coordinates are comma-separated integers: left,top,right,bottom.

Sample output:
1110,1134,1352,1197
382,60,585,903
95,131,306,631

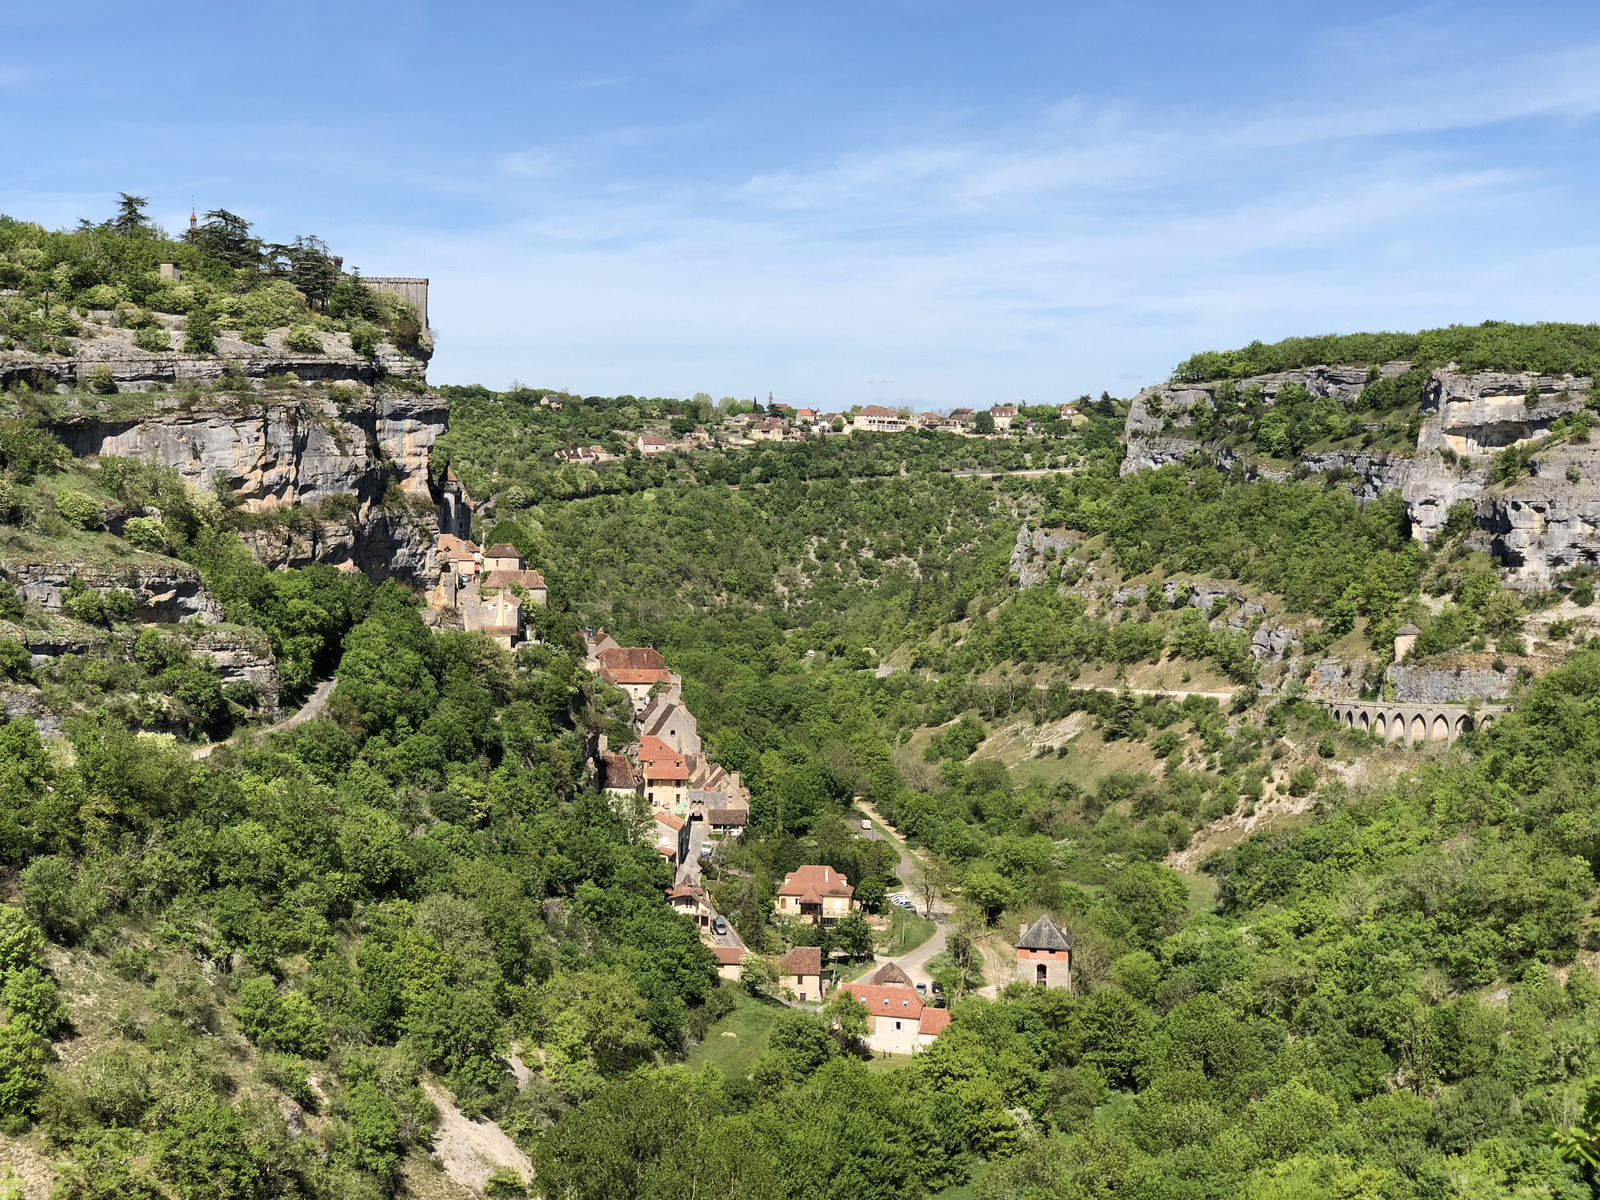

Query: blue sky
4,1,1599,407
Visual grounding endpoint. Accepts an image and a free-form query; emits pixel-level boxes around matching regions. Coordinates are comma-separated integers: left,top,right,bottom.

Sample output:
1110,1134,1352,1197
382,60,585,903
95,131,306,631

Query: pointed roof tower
1017,913,1075,951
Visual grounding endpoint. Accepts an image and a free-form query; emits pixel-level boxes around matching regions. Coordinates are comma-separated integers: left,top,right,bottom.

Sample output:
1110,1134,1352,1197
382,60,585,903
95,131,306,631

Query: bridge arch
1432,714,1450,742
1411,714,1427,744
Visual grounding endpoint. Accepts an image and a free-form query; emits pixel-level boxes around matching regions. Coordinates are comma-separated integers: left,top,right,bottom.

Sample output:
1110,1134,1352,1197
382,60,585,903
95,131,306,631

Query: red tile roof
653,812,685,831
846,983,923,1016
919,1007,951,1035
483,568,547,590
712,946,746,966
780,946,823,976
777,865,853,900
602,753,640,789
857,405,898,418
598,646,668,672
604,667,672,687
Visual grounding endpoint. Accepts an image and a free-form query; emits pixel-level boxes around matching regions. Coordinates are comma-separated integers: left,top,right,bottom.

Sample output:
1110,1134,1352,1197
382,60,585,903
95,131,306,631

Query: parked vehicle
711,916,728,935
915,982,927,995
861,819,873,831
889,894,915,910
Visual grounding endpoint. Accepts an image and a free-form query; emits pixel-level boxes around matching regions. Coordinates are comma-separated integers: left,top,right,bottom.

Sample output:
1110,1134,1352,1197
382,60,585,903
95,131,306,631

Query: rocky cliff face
3,313,468,587
1122,363,1597,592
3,557,221,623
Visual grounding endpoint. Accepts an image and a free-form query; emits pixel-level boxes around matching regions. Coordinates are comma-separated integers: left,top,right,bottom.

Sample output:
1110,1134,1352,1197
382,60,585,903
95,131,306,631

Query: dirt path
192,677,336,760
423,1083,533,1194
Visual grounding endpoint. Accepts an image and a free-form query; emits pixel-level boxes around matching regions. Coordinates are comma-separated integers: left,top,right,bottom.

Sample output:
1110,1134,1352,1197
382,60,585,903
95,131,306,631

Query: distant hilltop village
581,401,1084,461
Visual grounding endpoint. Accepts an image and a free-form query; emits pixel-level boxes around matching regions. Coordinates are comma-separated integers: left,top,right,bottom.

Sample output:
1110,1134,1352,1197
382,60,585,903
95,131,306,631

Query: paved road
877,922,948,989
192,677,336,760
854,799,952,917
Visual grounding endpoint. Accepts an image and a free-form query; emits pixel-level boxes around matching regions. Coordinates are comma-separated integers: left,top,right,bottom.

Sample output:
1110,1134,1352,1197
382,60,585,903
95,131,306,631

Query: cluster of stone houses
585,630,752,866
837,913,1074,1054
614,401,1058,459
427,536,547,650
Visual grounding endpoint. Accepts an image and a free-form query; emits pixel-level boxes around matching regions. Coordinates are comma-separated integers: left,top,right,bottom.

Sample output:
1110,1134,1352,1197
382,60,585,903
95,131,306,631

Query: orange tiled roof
598,646,668,672
777,864,853,900
781,946,823,976
919,1007,951,1035
603,667,672,686
846,983,923,1016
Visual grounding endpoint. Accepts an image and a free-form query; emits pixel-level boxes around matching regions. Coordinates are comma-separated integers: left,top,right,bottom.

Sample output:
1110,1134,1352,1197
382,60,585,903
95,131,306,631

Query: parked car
889,894,915,910
711,917,728,935
861,819,873,831
915,982,927,995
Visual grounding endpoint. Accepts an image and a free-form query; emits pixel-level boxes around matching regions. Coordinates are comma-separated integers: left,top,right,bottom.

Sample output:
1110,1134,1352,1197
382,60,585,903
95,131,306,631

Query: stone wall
364,278,430,330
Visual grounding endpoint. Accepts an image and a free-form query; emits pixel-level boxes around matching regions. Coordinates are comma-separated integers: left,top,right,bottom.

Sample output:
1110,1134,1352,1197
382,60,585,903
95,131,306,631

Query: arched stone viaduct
1319,700,1510,746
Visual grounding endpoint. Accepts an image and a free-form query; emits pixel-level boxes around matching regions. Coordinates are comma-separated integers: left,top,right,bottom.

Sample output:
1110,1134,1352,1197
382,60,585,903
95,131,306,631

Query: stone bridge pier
1319,700,1510,745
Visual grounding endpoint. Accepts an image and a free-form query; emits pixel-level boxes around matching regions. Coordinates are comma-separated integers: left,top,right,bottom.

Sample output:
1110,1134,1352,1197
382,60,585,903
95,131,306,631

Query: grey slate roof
1018,914,1075,951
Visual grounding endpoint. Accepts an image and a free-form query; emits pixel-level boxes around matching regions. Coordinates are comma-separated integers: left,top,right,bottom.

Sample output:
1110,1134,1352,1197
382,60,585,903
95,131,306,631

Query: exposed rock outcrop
1386,663,1514,704
1009,525,1075,588
5,314,465,588
188,627,282,717
1122,363,1598,593
2,558,221,623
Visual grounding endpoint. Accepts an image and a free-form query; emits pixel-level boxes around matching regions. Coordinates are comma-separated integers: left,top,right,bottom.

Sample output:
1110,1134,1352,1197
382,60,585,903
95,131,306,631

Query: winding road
191,677,336,760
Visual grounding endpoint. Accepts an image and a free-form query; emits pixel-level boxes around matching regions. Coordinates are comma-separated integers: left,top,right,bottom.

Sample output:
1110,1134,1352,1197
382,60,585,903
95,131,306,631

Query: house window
1036,963,1048,983
799,992,807,1001
894,1021,902,1031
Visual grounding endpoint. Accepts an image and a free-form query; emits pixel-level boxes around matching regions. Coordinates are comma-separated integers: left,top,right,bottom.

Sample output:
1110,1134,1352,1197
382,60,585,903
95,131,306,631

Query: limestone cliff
2,309,470,586
1122,363,1597,592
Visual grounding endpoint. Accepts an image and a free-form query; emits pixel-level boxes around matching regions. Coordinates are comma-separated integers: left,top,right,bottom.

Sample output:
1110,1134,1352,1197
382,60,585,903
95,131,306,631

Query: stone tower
1016,913,1074,991
1394,622,1420,663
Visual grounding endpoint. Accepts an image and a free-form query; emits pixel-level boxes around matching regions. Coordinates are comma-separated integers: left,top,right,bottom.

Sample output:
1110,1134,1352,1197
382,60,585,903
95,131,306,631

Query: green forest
2,252,1600,1196
1171,321,1600,384
0,198,422,355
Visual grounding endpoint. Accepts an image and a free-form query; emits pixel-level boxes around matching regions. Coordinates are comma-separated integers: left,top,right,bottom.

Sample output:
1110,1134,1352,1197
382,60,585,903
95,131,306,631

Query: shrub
1316,735,1335,758
350,323,381,359
3,967,65,1038
121,516,168,552
133,326,170,353
343,1080,402,1179
88,364,117,395
1287,765,1318,796
328,275,383,323
154,1103,263,1199
1571,580,1594,607
233,976,328,1058
484,1168,530,1198
55,490,102,531
182,309,217,356
0,642,29,682
0,911,44,977
283,324,323,354
0,1023,46,1118
115,302,156,329
238,280,309,331
19,857,94,942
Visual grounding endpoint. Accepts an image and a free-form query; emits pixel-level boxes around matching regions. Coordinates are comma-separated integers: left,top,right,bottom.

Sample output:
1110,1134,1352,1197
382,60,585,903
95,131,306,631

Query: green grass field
684,990,786,1077
878,906,937,956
